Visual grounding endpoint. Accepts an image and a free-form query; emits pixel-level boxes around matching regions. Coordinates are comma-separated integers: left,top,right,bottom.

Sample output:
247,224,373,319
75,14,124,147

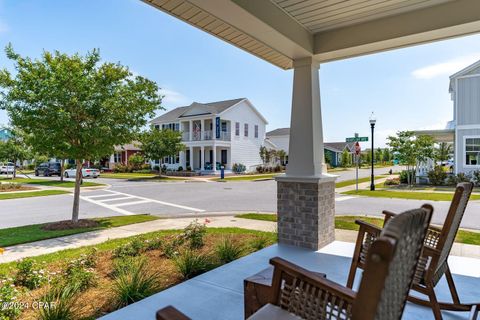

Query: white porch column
179,151,185,169
200,146,205,171
201,119,205,141
276,57,336,251
212,144,217,173
189,146,194,170
189,120,193,141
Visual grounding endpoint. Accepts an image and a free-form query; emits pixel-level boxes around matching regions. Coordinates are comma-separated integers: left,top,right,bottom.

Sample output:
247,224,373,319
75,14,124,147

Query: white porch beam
313,0,480,62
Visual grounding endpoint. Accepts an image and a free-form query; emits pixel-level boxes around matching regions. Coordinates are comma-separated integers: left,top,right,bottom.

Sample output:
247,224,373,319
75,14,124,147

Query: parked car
0,162,15,174
64,167,100,178
35,162,62,176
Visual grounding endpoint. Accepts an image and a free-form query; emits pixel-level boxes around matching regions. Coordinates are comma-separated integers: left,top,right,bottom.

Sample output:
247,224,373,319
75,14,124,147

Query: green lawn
0,177,104,187
0,190,69,200
0,214,159,247
342,189,480,201
235,213,480,245
0,227,276,274
215,173,280,181
99,172,157,179
335,176,385,188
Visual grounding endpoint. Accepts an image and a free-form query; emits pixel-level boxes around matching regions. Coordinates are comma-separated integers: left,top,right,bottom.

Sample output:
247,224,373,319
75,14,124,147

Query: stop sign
355,142,361,155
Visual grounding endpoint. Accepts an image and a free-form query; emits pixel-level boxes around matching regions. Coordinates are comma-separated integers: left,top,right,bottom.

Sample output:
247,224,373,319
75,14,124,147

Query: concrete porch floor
100,241,480,320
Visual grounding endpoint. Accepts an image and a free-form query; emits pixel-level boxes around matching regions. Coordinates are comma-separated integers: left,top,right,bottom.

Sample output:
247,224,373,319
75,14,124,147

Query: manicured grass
99,172,157,179
0,227,276,274
0,189,69,200
216,173,280,181
235,213,480,246
0,214,159,247
0,177,104,187
342,189,480,201
335,176,385,188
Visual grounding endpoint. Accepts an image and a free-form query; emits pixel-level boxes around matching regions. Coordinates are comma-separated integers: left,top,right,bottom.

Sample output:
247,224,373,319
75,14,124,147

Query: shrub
232,163,246,174
112,257,162,308
0,183,22,191
384,177,400,186
163,238,183,259
38,283,80,320
273,164,282,172
446,172,472,186
153,165,160,172
399,169,415,184
472,170,480,187
113,238,145,258
111,256,141,278
249,235,270,251
64,259,97,292
181,220,207,249
0,277,21,319
186,166,192,171
143,237,163,251
215,238,243,263
177,166,183,172
256,166,264,174
427,166,447,185
173,250,213,279
14,259,48,289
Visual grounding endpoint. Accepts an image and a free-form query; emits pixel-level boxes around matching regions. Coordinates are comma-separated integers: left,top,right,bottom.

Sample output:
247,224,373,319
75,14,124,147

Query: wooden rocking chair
157,205,432,320
346,182,478,319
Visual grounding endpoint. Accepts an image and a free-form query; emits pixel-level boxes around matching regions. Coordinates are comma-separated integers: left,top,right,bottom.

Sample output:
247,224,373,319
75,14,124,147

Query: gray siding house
416,59,480,176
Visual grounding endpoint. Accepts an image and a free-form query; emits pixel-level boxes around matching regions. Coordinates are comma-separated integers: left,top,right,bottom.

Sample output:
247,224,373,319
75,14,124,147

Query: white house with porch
150,98,267,173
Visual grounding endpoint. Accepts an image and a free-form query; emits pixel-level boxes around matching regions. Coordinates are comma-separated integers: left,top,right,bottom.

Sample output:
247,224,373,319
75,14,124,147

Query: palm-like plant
435,142,453,162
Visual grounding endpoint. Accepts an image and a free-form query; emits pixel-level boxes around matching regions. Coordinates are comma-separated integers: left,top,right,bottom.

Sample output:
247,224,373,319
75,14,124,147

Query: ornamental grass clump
37,283,80,320
215,237,243,263
173,250,213,280
112,257,162,308
249,234,270,251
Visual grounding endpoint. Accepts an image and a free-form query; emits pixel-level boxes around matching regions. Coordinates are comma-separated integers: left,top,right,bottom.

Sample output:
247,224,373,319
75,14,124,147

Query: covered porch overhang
414,129,455,143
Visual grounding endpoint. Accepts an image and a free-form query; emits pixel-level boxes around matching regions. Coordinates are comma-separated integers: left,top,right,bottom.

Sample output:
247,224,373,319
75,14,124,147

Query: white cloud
412,53,480,79
159,87,190,105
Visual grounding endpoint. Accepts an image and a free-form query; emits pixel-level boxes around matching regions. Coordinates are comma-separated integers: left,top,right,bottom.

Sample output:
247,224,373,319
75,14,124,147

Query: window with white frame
465,137,480,165
154,124,160,130
113,152,122,163
235,122,240,136
244,123,248,137
254,125,259,138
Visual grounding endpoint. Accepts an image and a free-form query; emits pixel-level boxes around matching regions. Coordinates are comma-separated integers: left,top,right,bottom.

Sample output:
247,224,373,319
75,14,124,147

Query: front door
221,150,227,165
209,150,213,166
186,150,190,167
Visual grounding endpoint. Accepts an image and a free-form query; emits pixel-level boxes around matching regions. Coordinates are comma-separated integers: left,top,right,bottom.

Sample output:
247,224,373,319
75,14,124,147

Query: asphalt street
2,166,479,230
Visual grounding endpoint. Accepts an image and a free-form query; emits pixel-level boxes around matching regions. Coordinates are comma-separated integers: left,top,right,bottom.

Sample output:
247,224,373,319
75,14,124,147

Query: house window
254,125,259,138
465,137,480,165
235,122,240,136
113,153,122,163
175,123,179,131
176,153,180,164
154,124,160,130
244,123,248,137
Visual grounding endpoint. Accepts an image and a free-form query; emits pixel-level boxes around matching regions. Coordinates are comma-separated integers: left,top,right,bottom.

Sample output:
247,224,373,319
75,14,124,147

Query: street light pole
369,113,376,191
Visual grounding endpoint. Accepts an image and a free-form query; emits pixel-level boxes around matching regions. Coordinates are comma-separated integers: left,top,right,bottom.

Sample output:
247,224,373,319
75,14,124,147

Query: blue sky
1,0,480,147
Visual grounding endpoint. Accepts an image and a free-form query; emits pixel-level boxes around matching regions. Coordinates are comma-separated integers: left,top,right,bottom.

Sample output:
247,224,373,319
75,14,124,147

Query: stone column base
276,175,336,250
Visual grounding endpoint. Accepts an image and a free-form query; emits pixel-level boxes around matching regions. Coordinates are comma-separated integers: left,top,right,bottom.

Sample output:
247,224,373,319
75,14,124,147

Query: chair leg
426,282,443,320
346,260,358,289
470,305,479,320
346,230,366,289
445,264,461,305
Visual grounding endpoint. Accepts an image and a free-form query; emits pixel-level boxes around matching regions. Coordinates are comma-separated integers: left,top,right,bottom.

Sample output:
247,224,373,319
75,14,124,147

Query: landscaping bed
0,182,37,192
0,224,276,320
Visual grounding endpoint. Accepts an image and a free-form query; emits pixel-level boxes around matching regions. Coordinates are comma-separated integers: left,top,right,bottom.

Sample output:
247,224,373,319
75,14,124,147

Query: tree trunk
60,160,65,182
71,159,83,223
12,158,16,179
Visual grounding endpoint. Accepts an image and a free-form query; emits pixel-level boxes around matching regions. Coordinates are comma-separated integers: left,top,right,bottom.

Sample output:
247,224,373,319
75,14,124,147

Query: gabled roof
266,128,290,137
151,98,245,123
449,59,480,92
324,142,355,153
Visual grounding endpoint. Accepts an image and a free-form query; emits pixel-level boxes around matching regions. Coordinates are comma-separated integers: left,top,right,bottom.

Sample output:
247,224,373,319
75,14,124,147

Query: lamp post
369,113,376,191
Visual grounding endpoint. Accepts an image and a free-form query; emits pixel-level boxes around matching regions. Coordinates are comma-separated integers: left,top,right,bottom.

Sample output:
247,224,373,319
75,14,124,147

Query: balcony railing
182,130,230,141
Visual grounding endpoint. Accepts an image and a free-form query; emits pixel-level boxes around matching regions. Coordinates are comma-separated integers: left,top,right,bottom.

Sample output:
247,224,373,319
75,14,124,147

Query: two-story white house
150,98,268,173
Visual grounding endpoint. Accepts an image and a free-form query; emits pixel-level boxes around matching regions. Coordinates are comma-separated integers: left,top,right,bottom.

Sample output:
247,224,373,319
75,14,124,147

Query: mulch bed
42,219,101,231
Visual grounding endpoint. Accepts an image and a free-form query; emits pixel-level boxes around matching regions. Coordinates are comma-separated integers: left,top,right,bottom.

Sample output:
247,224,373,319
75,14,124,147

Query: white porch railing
204,130,213,140
218,131,230,141
182,132,190,141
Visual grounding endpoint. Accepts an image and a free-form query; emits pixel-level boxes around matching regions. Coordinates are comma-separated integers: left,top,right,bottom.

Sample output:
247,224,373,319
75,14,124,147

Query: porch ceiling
142,0,480,69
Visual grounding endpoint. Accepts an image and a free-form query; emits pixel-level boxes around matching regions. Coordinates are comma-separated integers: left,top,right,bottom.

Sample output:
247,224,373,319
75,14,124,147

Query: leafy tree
375,148,383,164
128,153,145,171
0,46,162,223
387,131,434,185
0,128,30,178
277,149,287,165
435,142,452,162
341,149,351,168
259,146,267,165
324,151,332,167
383,148,391,163
140,128,184,174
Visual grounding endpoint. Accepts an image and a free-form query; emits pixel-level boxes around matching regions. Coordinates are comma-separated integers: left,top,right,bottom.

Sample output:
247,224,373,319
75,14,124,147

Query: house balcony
100,241,480,320
181,131,231,142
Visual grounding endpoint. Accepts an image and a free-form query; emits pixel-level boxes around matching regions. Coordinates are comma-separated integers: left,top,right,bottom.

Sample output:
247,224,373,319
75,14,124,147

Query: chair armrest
355,219,383,236
269,257,356,303
382,210,397,224
156,306,191,320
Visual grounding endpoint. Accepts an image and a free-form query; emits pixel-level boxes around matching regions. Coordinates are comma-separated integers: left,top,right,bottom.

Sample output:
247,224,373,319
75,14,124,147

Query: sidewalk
1,215,479,264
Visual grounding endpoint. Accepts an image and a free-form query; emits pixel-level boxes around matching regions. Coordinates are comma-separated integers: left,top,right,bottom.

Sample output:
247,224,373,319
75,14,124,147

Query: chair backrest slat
353,205,433,320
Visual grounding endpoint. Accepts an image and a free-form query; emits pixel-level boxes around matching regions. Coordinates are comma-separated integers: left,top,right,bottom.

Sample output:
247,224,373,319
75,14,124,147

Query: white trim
462,135,480,168
455,77,459,174
450,60,480,79
219,98,269,124
456,73,480,80
457,124,480,130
